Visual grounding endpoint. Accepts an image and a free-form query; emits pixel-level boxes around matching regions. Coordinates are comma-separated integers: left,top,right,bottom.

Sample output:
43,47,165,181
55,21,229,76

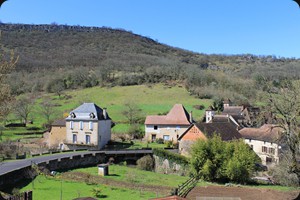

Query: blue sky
0,0,300,58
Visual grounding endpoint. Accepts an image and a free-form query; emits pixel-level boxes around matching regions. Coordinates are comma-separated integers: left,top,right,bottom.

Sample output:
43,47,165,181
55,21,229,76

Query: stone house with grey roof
64,103,112,150
239,124,282,166
144,104,193,143
205,99,260,128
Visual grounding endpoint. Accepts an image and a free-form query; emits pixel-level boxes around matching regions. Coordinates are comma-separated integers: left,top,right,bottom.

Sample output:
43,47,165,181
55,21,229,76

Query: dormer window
89,112,95,119
70,112,76,118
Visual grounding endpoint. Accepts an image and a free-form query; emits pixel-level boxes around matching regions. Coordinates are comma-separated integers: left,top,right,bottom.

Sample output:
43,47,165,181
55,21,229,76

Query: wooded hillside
1,23,300,103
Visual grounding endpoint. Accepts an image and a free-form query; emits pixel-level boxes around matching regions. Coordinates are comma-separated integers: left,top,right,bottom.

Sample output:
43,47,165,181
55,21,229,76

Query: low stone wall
153,155,189,176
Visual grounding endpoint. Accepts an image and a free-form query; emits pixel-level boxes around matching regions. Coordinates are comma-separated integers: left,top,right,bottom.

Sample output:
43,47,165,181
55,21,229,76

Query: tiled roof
196,122,242,141
145,104,191,125
239,124,282,143
66,103,111,121
51,119,66,126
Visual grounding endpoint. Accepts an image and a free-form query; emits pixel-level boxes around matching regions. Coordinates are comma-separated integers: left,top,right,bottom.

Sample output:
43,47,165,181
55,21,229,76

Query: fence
174,176,198,197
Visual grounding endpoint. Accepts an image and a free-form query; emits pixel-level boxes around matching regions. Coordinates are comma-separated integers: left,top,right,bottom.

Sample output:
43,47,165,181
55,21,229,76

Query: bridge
0,149,153,190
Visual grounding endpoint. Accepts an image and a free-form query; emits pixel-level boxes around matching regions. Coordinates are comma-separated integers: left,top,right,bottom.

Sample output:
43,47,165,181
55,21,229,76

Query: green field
5,84,212,136
21,175,157,200
20,165,190,200
74,165,189,187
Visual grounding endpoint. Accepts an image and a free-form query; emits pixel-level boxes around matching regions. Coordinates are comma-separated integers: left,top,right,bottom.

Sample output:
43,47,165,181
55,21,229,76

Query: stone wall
153,155,189,176
0,152,105,190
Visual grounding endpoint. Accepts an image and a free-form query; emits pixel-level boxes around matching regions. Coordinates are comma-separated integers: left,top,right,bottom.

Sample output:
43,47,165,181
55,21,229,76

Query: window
73,134,77,143
154,125,158,130
89,122,93,130
266,157,273,163
262,146,268,153
163,135,170,141
268,148,275,155
151,134,156,141
86,135,91,144
80,121,83,130
70,121,74,130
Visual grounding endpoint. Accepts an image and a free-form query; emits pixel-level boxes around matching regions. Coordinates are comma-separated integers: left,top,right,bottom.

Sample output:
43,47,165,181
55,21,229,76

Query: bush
137,155,154,171
156,138,164,144
190,135,258,184
165,140,173,148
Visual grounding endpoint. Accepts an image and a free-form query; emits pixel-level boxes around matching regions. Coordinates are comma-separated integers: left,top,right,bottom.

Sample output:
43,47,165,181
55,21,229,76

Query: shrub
190,135,258,184
165,140,173,148
137,155,154,171
156,138,164,144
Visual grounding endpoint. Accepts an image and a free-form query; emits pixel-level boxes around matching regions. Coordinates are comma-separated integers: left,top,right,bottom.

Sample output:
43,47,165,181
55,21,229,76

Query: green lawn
74,165,189,187
21,176,157,200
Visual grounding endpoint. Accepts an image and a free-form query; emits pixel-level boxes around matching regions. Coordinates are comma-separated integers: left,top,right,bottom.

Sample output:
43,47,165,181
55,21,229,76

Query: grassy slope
7,84,211,135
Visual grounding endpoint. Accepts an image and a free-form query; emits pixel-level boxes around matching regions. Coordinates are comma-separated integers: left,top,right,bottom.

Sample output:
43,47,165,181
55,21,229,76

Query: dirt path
187,185,300,200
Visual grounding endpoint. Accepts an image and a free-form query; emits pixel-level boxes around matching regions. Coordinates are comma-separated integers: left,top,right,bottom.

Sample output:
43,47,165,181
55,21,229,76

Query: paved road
0,151,98,176
0,149,153,176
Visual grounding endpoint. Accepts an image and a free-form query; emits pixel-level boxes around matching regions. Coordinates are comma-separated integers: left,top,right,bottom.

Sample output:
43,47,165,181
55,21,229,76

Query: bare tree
265,80,300,185
122,102,142,125
40,100,56,128
14,97,34,125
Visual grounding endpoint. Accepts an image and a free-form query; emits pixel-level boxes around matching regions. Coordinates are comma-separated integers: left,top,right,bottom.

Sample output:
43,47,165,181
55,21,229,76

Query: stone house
64,103,112,150
47,119,66,149
144,104,193,143
239,124,282,166
178,122,242,156
205,99,260,128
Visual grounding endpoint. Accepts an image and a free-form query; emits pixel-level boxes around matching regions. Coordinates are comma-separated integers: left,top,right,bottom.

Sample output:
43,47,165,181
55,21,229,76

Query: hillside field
5,84,212,135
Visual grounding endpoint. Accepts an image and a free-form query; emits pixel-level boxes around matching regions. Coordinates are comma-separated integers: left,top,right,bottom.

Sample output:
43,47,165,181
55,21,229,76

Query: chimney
189,111,193,123
205,106,215,123
103,108,107,120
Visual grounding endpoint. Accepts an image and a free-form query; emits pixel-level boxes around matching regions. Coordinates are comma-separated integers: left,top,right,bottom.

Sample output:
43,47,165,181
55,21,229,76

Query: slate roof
66,103,111,121
51,119,66,127
239,124,282,143
145,104,191,125
222,106,244,116
195,122,242,141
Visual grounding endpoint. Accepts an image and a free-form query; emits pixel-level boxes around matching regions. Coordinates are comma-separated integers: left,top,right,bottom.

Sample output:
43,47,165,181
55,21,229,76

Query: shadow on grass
96,194,108,198
108,174,120,177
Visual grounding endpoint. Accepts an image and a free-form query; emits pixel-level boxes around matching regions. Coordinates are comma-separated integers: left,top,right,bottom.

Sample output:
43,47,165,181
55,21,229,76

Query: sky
0,0,300,58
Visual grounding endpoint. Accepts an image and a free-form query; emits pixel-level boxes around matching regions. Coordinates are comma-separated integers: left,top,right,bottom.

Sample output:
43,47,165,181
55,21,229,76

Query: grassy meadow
20,164,190,200
4,84,212,136
73,164,189,187
21,175,157,200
